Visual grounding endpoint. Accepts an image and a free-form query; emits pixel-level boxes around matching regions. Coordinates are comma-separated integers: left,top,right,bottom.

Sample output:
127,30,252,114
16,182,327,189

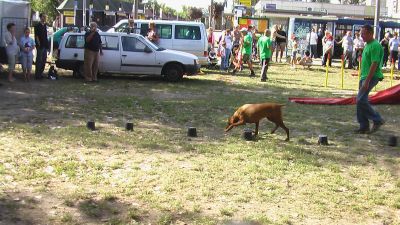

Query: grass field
0,62,399,225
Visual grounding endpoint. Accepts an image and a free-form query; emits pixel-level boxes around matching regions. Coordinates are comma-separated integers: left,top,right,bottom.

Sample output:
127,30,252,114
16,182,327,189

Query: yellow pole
391,59,394,87
341,55,344,89
358,55,361,81
325,54,329,88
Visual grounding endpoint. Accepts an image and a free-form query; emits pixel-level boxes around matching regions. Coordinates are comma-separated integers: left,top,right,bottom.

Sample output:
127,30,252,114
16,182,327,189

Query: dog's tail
277,104,285,107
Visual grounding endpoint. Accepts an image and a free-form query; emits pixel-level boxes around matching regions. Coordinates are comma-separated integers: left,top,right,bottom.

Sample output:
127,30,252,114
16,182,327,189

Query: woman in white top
4,23,19,82
389,32,399,68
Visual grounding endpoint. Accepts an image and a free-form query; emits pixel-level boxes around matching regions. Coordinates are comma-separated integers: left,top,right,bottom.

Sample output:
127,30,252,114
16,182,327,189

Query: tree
188,7,203,20
30,0,61,21
340,0,365,4
178,5,189,20
213,2,224,19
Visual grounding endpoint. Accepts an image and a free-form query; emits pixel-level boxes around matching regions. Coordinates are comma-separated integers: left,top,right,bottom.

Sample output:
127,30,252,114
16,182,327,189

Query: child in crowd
298,50,313,69
218,41,227,71
20,28,35,81
231,44,242,74
290,35,298,68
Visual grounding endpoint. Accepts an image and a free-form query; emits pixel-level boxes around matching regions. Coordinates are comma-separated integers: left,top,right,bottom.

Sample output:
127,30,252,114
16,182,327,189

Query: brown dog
225,103,290,141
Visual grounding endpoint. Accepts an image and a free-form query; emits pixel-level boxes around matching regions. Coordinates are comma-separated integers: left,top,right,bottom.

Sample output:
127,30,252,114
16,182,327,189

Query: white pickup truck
56,32,200,81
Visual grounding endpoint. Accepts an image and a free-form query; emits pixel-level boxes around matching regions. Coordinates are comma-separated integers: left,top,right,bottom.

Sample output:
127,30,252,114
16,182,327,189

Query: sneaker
231,69,237,75
354,128,370,134
260,79,267,82
369,120,385,134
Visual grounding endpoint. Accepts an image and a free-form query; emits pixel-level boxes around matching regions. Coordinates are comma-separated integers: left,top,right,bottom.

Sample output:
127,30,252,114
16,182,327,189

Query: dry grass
0,62,399,225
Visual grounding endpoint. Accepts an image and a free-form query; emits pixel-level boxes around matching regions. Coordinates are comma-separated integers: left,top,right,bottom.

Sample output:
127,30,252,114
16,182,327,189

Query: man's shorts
242,54,251,63
7,54,17,71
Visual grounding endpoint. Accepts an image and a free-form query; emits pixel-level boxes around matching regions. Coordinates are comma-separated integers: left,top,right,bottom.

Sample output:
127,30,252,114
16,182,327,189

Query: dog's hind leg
270,124,279,134
278,122,290,141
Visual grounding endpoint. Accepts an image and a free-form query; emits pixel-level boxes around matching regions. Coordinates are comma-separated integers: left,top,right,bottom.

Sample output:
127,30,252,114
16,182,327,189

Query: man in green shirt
355,24,385,134
232,28,255,77
257,29,272,82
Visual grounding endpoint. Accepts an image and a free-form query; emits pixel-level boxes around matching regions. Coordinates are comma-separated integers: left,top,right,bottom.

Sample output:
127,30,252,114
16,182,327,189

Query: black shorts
390,51,398,63
242,54,251,63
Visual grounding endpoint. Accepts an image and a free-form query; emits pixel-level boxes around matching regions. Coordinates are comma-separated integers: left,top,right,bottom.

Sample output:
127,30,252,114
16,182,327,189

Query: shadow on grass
0,192,47,225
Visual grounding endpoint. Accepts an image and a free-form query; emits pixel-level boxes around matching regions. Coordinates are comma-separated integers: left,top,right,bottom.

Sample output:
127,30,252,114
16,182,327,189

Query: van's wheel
164,64,183,82
72,63,84,78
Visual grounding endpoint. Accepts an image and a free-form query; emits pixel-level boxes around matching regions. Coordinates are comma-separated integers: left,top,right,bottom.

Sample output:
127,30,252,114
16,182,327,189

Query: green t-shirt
257,36,272,59
242,34,252,55
360,40,384,80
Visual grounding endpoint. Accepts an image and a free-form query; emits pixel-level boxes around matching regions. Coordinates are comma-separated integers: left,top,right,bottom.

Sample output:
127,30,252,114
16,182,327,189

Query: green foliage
311,0,331,2
338,0,365,3
30,0,60,21
189,7,203,20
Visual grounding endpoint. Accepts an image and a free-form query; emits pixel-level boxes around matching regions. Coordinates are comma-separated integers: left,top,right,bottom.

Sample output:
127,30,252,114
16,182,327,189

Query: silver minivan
107,19,208,66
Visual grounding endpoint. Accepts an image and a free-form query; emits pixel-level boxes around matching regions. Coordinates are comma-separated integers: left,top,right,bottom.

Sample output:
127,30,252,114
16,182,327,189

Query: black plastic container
388,136,398,147
318,135,328,145
243,128,253,141
126,122,134,131
187,127,197,137
87,121,95,131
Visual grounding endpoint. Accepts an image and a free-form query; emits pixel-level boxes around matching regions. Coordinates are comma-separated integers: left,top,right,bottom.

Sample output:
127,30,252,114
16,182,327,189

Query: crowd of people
1,15,398,86
207,24,317,81
0,15,161,85
1,13,49,83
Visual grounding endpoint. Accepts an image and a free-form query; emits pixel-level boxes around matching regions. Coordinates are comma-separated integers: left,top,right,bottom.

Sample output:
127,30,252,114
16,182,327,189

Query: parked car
107,19,208,66
56,32,200,82
49,27,79,50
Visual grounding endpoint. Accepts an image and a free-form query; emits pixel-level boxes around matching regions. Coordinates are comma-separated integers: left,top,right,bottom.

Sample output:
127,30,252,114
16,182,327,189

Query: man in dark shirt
275,25,287,63
34,13,49,79
84,22,102,82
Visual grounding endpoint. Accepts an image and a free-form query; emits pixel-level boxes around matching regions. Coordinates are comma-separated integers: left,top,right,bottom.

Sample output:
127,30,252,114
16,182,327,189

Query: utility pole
83,0,86,27
209,0,214,28
134,0,139,19
373,0,380,40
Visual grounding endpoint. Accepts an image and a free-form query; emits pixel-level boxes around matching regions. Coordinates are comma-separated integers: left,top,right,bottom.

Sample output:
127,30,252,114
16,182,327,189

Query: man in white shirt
337,31,353,69
307,28,318,58
353,32,364,69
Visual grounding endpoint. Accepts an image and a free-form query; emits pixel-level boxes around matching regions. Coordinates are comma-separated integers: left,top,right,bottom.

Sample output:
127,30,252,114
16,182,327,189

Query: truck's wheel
164,64,183,82
72,63,84,78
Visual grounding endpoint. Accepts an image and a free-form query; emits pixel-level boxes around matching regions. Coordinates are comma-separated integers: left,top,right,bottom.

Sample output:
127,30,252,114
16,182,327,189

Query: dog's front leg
254,122,259,136
224,120,245,132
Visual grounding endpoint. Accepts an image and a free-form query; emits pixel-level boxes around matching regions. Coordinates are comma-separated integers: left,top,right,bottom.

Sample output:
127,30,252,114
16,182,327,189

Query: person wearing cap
232,28,255,77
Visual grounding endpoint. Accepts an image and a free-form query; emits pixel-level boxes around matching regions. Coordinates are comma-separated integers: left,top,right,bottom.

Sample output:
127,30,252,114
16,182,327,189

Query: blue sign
263,4,276,11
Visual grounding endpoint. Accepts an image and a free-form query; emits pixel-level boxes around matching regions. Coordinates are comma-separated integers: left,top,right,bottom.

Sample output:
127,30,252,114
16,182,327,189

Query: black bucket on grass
126,122,134,131
388,136,398,147
87,121,95,131
318,135,328,145
243,128,253,141
187,127,197,137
